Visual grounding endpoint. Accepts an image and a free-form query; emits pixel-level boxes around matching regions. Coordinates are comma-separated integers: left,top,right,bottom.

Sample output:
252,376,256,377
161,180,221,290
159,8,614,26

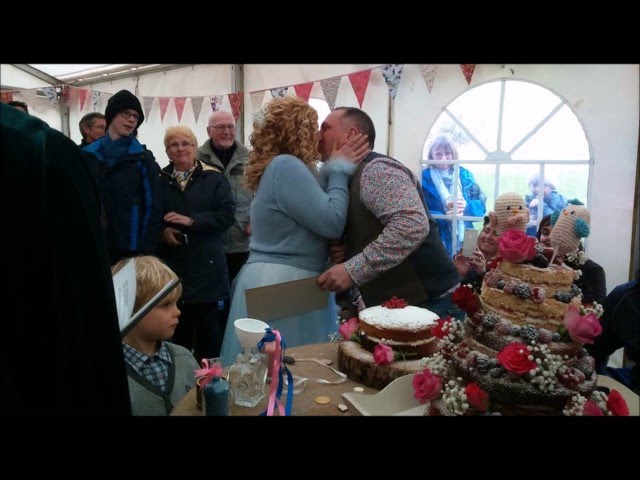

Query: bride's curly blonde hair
245,97,320,192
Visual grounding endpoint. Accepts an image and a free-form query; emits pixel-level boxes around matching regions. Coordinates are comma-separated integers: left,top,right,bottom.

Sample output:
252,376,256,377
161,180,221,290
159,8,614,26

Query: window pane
512,105,590,160
502,81,564,153
423,117,486,162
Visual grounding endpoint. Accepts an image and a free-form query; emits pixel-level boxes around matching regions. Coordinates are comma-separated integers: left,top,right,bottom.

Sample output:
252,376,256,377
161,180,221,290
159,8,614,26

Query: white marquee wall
3,63,638,291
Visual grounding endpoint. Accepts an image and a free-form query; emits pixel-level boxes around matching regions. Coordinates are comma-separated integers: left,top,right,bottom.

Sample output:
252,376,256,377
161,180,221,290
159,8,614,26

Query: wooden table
171,342,377,416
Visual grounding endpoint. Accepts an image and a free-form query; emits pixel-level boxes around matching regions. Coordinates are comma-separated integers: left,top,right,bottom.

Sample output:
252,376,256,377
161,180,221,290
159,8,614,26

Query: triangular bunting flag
270,87,289,98
210,95,224,112
1,91,14,103
174,97,186,123
61,85,71,107
79,89,89,111
293,82,314,103
42,86,58,105
460,64,476,85
348,70,371,108
91,91,100,111
143,97,154,121
159,97,170,123
418,64,439,92
191,96,204,122
380,64,404,100
228,92,243,122
250,91,265,113
320,77,341,110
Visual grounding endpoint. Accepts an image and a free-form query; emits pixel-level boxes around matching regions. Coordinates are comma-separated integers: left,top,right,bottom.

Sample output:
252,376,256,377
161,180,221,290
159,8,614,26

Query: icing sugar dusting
359,306,439,331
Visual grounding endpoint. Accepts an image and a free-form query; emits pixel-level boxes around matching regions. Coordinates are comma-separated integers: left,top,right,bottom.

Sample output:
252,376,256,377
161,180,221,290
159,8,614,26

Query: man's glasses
168,141,194,149
208,124,235,132
120,110,140,121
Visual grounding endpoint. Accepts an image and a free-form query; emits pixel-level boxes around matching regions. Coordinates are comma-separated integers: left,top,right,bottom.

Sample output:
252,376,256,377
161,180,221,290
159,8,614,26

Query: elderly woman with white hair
157,125,236,362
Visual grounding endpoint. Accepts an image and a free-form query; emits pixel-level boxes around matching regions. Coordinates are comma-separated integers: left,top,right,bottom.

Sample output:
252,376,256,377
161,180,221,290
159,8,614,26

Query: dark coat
82,137,163,264
157,161,235,303
0,103,131,415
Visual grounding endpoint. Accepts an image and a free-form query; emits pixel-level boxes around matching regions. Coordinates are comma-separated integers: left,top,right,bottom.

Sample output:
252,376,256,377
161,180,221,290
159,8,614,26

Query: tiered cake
416,196,628,416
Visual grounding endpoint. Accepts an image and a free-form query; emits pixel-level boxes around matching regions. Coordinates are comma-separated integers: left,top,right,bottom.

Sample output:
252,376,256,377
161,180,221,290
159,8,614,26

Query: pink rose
338,317,359,340
464,383,490,412
497,343,537,375
412,368,442,403
582,400,604,416
564,305,602,345
498,229,537,263
373,344,394,365
607,390,630,416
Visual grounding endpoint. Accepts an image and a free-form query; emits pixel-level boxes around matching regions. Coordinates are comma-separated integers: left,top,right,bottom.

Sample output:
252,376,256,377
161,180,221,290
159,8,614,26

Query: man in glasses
81,89,163,265
197,111,252,285
78,112,107,148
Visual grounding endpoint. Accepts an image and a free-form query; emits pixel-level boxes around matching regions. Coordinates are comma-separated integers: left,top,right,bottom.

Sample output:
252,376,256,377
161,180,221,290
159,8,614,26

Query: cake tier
450,341,597,414
359,332,439,358
498,261,574,286
359,305,439,343
338,340,424,390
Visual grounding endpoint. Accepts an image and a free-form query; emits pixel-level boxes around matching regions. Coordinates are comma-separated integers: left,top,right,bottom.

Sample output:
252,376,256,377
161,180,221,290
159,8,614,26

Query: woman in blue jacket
421,135,486,257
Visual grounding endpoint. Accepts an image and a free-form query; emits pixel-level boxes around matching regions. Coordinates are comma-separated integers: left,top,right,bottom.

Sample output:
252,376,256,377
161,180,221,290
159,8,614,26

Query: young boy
113,256,199,415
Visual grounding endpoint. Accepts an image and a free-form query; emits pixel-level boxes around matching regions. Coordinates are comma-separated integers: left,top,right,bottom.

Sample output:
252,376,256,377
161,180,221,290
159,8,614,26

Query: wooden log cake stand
338,340,423,390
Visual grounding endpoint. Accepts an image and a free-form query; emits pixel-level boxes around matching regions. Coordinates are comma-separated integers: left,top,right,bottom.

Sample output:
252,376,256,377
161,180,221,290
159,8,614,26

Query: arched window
421,79,591,257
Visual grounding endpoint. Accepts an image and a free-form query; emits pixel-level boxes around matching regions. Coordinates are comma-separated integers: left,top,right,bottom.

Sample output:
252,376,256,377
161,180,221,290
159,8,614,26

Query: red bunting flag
1,91,14,103
174,97,186,122
293,82,314,103
460,64,476,85
159,97,170,123
228,92,244,122
348,70,371,108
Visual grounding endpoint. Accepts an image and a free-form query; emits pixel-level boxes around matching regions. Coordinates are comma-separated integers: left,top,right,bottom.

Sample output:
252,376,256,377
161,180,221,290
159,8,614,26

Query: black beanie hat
105,90,144,129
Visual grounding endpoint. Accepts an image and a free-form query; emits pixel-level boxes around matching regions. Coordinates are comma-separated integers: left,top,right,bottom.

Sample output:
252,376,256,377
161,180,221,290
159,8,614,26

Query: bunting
293,82,314,103
270,87,289,98
41,86,58,105
418,64,438,92
228,92,243,122
381,64,404,100
1,91,14,103
143,97,155,121
91,91,100,111
320,77,341,110
158,97,170,123
348,70,371,108
210,95,224,112
191,96,204,123
460,64,476,85
79,89,89,111
174,97,186,122
250,90,265,113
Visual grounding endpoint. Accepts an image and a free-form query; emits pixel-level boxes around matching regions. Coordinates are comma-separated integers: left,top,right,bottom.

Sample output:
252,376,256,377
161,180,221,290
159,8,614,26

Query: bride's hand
330,133,370,164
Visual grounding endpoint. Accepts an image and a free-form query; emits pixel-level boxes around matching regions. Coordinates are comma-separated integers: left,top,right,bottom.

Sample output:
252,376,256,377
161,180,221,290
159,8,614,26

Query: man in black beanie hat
81,89,163,264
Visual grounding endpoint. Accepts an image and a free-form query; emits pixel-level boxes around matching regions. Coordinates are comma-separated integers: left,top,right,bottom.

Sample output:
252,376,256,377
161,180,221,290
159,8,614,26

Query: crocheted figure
549,204,591,256
488,192,529,236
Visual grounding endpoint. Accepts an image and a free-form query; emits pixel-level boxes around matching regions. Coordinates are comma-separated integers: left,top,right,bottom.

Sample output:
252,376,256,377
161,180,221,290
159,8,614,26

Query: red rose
497,343,537,375
412,368,442,404
451,285,479,315
582,400,604,416
431,316,452,339
607,390,629,416
464,382,489,412
338,317,359,340
373,344,394,365
498,229,537,263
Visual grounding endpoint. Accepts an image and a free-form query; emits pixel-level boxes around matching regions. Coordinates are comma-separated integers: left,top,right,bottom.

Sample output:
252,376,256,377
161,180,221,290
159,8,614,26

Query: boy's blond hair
112,256,182,316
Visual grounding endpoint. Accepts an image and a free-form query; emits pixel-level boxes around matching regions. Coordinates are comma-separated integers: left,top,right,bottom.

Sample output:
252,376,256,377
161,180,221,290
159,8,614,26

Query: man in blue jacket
82,90,163,264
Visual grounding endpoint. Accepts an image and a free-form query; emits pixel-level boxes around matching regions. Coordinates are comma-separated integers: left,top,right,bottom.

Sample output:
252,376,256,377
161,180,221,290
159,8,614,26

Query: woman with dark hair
537,213,607,305
453,215,499,290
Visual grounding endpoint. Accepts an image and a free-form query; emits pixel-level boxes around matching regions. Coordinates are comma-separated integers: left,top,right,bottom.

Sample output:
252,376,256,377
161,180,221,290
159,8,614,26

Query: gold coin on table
314,396,331,405
318,358,332,365
353,387,364,393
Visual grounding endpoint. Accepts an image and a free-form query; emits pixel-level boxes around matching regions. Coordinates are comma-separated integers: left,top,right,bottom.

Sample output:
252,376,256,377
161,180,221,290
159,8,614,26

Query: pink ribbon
194,358,223,387
265,329,286,416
